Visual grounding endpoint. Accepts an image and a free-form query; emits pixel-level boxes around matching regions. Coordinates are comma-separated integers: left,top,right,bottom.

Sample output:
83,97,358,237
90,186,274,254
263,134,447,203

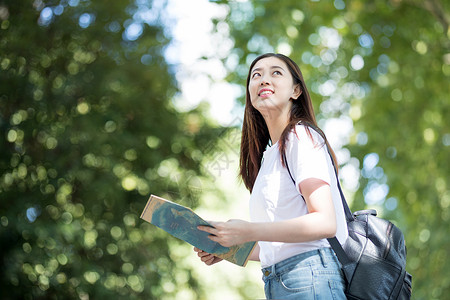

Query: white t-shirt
249,124,348,268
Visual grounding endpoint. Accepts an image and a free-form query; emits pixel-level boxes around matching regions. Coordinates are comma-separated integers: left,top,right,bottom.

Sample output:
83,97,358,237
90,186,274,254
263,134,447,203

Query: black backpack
284,133,412,299
327,207,412,299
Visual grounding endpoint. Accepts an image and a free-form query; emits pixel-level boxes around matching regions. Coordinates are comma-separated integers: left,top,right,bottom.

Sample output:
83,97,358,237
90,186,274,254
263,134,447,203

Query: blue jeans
261,248,346,299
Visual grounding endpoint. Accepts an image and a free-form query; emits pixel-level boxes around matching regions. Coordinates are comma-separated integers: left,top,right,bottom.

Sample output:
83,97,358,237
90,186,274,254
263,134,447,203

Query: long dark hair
239,53,338,192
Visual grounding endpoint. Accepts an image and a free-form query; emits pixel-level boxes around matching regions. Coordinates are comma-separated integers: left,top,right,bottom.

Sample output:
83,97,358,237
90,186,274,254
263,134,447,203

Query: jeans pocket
279,265,313,292
328,279,346,300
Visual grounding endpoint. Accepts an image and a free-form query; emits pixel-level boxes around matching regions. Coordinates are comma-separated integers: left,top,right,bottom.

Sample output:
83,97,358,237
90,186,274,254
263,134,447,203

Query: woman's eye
273,70,282,75
252,72,261,78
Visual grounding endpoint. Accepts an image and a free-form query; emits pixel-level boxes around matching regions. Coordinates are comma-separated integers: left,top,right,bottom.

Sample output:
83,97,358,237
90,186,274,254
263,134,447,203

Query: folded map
140,194,256,267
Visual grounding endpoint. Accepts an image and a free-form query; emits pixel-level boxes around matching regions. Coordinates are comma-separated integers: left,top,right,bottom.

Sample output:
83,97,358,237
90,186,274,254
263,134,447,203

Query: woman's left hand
197,219,252,247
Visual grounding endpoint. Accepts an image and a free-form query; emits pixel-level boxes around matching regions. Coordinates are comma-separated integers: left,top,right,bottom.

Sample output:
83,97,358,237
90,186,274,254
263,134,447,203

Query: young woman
195,53,348,299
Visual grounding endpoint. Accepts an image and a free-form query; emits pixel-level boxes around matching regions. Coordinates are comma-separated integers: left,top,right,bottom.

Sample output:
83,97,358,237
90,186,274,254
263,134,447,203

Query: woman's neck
263,111,290,145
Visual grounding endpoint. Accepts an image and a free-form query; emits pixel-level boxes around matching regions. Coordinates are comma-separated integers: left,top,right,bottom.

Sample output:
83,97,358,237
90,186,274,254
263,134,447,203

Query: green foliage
214,0,450,299
2,0,449,299
0,1,219,299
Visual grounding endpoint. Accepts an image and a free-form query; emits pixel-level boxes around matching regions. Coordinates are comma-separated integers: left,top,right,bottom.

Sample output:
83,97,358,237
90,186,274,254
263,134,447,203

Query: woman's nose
260,77,270,85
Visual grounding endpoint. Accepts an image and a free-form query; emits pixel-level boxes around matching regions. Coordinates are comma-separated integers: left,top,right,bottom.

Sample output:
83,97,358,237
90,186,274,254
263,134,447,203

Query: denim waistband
261,247,338,279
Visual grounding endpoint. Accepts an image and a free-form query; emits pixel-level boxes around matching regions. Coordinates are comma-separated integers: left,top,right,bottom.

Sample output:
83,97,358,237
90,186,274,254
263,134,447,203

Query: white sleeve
285,125,331,195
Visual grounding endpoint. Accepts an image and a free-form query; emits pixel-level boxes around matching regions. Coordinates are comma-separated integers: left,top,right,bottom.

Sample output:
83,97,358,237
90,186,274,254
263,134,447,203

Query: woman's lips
258,88,274,97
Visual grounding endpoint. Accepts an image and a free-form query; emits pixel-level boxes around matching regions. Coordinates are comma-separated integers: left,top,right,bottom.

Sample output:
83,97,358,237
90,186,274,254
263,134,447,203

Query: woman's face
248,56,300,118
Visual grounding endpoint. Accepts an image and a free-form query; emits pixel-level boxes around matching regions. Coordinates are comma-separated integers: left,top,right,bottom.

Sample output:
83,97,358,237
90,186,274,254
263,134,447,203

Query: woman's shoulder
289,123,324,144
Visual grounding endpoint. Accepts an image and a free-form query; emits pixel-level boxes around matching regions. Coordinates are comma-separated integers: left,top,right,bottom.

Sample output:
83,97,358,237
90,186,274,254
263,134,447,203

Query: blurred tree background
0,0,223,299
1,0,449,299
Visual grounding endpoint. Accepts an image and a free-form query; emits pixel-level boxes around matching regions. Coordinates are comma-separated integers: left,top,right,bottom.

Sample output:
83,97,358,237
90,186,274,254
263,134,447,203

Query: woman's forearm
248,211,336,244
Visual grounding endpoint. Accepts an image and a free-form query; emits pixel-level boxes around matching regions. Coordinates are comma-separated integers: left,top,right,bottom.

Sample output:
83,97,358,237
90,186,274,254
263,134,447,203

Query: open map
140,194,256,267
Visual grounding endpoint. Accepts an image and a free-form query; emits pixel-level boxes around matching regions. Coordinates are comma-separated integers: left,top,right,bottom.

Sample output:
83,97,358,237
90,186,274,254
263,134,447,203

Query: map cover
140,194,256,267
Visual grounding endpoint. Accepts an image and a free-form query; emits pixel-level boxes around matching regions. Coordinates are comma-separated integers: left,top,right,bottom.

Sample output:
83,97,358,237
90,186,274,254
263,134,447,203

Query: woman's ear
291,84,302,100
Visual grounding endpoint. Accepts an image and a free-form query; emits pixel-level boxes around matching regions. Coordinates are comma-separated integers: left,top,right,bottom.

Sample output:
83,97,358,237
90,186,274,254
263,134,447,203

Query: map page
140,194,256,267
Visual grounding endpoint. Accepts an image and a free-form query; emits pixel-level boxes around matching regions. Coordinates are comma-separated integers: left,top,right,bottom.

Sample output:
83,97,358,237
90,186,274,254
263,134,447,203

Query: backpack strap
326,146,354,222
282,152,295,184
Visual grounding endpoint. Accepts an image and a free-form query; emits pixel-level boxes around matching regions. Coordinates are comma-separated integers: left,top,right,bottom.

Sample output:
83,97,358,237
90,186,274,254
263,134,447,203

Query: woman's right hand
193,247,223,266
